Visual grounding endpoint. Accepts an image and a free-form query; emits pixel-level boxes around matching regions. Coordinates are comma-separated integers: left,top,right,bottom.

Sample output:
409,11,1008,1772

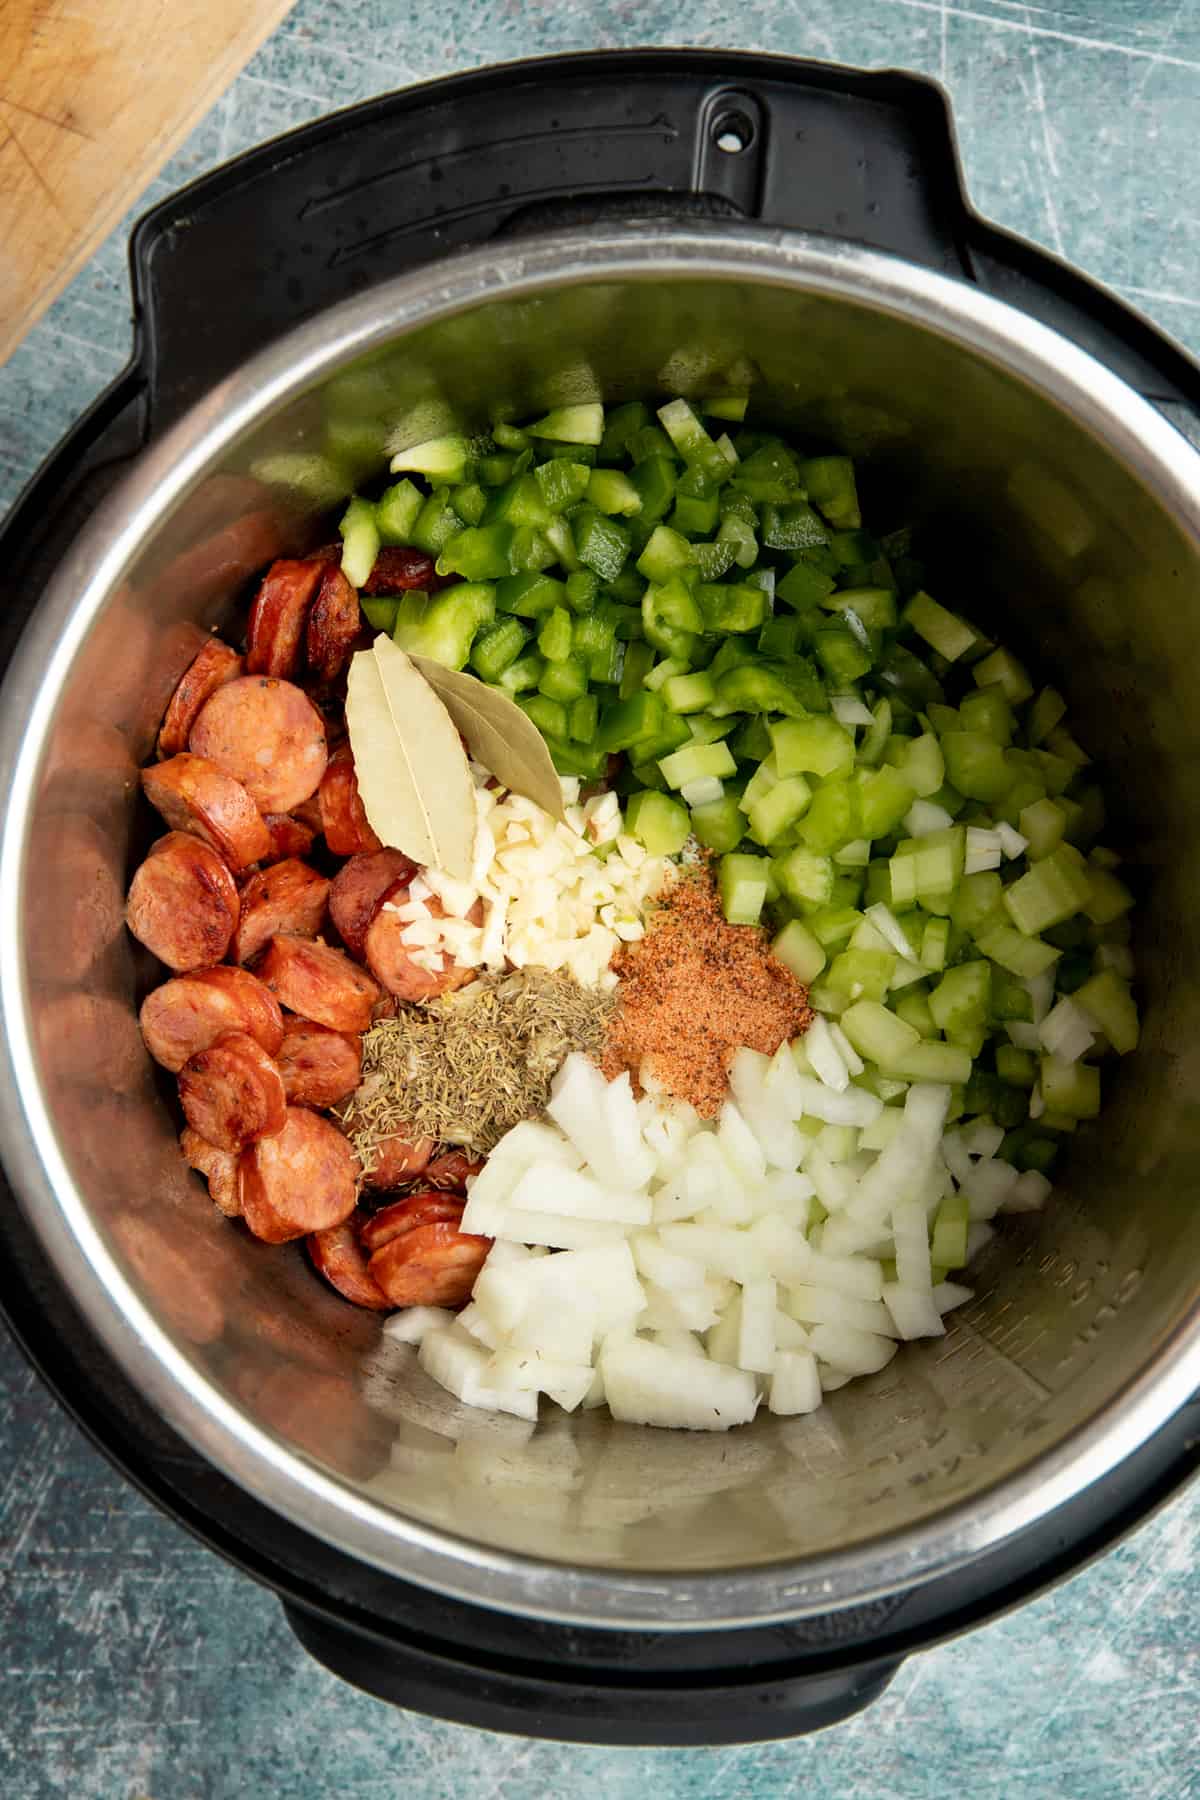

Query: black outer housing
1,50,1199,1745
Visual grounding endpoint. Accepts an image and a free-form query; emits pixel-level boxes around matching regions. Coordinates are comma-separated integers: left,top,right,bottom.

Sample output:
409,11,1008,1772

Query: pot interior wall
21,266,1200,1576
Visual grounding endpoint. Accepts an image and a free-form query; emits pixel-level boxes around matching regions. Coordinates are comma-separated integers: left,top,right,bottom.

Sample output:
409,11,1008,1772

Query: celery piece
687,713,739,745
772,920,827,984
731,714,773,763
719,853,768,925
950,870,1004,936
1020,796,1068,860
393,583,495,670
839,999,921,1066
996,1045,1037,1087
1074,970,1139,1053
339,496,381,589
806,907,863,948
895,1041,974,1085
662,670,716,714
390,433,474,483
929,961,991,1035
904,590,977,662
920,916,950,972
1045,724,1090,769
770,715,855,779
625,790,691,857
960,687,1014,746
659,740,737,790
1039,1054,1101,1119
825,948,894,1002
375,478,424,544
750,777,814,846
1026,685,1067,746
539,657,588,703
518,693,569,740
706,394,750,423
1033,747,1076,796
775,847,836,909
798,455,861,529
931,1188,970,1270
470,616,528,681
528,404,605,445
493,653,545,696
857,698,893,770
901,732,945,799
973,647,1033,704
360,596,399,634
636,524,694,584
690,793,746,853
895,990,936,1038
941,731,1012,803
913,826,966,898
644,655,689,694
1003,845,1093,935
975,922,1060,978
569,693,599,744
797,782,858,854
1082,866,1134,926
573,506,631,582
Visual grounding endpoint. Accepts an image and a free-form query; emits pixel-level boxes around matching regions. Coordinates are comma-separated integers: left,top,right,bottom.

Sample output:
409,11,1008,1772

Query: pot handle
282,1598,902,1745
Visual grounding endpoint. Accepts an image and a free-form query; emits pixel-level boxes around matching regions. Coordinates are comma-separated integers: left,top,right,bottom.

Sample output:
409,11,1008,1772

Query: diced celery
931,1188,969,1269
807,907,863,949
1074,969,1139,1053
360,596,398,634
888,1041,973,1084
1020,796,1067,860
960,687,1014,746
339,496,381,589
690,793,746,852
528,404,606,445
375,478,424,544
750,777,814,845
975,923,1060,978
644,655,689,693
973,647,1033,704
1045,724,1090,769
720,853,768,925
658,739,737,790
1003,845,1093,935
772,920,827,984
857,697,893,769
929,961,991,1036
950,871,1004,936
941,731,1012,803
1082,866,1134,926
774,847,836,909
920,916,950,972
904,590,977,662
825,948,895,1002
625,790,690,857
839,999,921,1066
662,670,716,713
797,782,858,854
390,433,474,482
996,1045,1037,1086
770,715,855,779
1027,686,1067,746
1039,1055,1101,1118
895,990,936,1038
902,732,945,799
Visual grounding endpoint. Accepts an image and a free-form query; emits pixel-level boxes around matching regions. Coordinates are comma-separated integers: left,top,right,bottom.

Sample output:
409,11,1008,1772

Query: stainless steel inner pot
3,225,1199,1630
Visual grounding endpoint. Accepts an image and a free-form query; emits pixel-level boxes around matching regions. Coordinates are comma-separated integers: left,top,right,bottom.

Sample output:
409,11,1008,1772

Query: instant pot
1,51,1199,1744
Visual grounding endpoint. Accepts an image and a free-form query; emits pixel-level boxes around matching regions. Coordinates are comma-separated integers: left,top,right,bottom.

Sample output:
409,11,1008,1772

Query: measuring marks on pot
694,88,766,217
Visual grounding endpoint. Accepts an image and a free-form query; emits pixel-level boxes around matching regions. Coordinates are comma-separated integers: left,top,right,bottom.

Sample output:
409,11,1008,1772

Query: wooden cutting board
0,0,297,363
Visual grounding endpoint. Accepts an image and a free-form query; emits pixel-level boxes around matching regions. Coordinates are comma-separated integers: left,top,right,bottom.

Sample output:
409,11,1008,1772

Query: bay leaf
410,654,568,824
345,635,477,880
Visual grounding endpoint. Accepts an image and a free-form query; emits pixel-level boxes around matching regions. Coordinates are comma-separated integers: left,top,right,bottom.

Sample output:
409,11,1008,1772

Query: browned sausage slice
368,1221,491,1309
189,677,328,814
178,1031,288,1152
306,564,361,684
351,1125,437,1191
238,1107,359,1244
318,742,381,856
257,935,381,1032
139,966,284,1071
364,884,481,1001
307,1219,391,1311
231,859,330,965
157,639,244,759
363,546,438,593
277,1018,362,1107
125,831,239,971
246,558,327,679
423,1150,484,1193
180,1127,241,1217
262,812,317,865
142,753,270,870
359,1192,466,1253
328,849,416,959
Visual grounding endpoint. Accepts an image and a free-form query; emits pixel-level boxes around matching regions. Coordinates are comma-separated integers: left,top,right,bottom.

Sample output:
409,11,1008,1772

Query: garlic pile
380,774,675,989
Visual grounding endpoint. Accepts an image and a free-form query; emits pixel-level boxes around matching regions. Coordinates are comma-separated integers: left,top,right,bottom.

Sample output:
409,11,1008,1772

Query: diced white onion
1039,997,1096,1064
831,695,875,727
995,822,1029,859
904,799,954,836
805,1016,850,1092
681,775,725,807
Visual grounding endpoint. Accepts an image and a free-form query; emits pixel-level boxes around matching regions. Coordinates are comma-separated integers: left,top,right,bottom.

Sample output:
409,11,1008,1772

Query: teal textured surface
1,3,1199,1794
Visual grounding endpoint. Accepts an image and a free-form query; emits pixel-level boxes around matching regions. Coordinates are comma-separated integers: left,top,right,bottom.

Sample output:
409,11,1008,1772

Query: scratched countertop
2,3,1200,1796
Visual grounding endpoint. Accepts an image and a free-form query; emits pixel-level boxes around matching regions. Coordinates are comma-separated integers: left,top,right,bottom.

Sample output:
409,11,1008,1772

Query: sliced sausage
157,639,244,759
423,1150,484,1192
246,558,327,678
307,1219,391,1311
364,885,481,1002
306,564,361,684
139,966,284,1072
353,1126,437,1191
125,832,239,971
368,1221,491,1309
257,935,381,1033
189,676,328,814
142,753,270,871
180,1127,241,1217
231,859,330,965
262,812,317,865
363,546,438,593
238,1107,359,1244
277,1018,361,1107
178,1031,287,1152
328,849,416,959
359,1192,466,1254
318,743,381,856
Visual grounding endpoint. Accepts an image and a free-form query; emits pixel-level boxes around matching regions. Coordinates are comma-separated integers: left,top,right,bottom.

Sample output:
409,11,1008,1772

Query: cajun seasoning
601,867,813,1116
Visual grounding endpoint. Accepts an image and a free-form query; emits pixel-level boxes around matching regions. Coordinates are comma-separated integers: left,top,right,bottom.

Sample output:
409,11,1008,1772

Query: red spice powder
602,868,813,1116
